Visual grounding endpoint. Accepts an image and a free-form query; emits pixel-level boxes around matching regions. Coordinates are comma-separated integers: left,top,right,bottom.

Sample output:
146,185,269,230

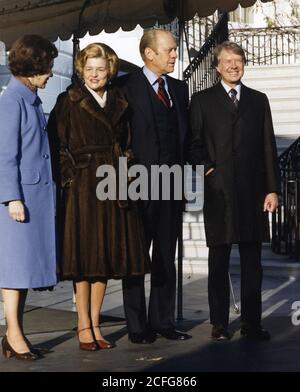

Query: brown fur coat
48,83,149,280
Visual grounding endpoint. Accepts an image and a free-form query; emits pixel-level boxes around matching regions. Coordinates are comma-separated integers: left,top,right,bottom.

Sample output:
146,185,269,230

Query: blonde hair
75,42,119,79
139,29,173,61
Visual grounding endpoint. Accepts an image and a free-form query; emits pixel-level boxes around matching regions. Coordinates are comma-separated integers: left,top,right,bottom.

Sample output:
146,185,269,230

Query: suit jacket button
43,154,49,159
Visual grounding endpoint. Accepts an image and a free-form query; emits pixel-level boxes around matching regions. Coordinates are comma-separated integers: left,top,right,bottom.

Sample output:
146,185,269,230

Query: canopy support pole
72,0,93,80
176,0,185,322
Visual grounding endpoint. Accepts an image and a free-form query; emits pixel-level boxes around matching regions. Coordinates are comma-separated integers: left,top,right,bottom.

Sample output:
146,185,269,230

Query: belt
61,144,115,169
61,143,129,208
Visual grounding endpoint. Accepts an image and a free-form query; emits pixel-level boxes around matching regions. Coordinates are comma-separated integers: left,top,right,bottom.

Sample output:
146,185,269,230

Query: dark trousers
122,199,182,334
208,242,262,328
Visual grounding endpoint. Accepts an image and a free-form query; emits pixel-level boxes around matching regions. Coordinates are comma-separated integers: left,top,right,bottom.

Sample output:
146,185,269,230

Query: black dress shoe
211,325,230,341
240,326,270,341
129,331,156,344
147,330,157,343
157,328,192,340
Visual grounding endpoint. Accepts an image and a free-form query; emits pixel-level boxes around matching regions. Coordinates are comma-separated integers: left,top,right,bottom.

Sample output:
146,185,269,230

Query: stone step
180,244,299,276
182,239,276,258
273,120,300,136
243,72,300,84
183,240,208,258
272,109,300,122
183,222,206,240
254,85,300,99
275,135,298,153
183,211,204,223
180,256,300,277
243,78,300,91
270,99,300,111
181,258,208,274
244,64,300,78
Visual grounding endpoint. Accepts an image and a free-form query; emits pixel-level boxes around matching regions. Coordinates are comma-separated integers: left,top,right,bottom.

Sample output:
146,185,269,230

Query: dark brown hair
213,41,246,67
8,35,58,77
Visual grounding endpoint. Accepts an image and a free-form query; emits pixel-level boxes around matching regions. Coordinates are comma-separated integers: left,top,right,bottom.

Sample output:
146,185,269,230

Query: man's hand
263,193,278,213
205,168,215,176
8,200,25,222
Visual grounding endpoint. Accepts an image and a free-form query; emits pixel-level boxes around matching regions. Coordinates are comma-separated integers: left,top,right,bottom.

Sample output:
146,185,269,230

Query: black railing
158,11,219,50
183,13,228,98
272,137,300,260
229,26,300,65
185,12,220,54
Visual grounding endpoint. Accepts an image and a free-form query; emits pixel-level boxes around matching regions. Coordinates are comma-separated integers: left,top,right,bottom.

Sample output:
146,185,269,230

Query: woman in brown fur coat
48,43,149,351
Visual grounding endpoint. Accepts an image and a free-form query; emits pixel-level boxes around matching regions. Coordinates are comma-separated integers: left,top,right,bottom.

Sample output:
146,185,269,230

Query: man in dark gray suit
119,29,191,343
189,41,280,341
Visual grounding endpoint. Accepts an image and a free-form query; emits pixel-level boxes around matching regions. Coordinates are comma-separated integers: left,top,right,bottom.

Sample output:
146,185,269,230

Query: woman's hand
8,200,25,222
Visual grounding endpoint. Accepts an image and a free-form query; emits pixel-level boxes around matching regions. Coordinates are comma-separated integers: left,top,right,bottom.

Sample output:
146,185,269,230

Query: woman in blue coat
0,35,58,360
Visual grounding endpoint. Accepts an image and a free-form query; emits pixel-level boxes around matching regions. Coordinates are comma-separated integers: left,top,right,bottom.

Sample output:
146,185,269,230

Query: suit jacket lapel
232,83,252,150
237,83,250,119
167,76,187,143
214,81,251,118
167,76,178,109
128,71,157,128
214,82,238,115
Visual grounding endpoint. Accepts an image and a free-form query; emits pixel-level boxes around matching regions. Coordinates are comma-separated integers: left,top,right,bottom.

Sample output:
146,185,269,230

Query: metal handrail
183,13,229,97
272,137,300,260
229,25,300,65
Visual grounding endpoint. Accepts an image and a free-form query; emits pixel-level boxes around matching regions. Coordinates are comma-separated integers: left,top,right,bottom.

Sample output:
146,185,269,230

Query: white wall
1,25,182,113
81,26,144,68
230,0,299,28
0,38,73,115
39,38,73,115
79,26,180,79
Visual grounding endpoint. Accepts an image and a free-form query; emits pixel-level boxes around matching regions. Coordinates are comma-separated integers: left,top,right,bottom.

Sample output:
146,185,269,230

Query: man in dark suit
189,41,280,341
119,29,191,343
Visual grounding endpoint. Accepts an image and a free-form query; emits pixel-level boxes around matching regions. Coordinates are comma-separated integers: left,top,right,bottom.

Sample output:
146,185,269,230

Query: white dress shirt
221,80,241,102
142,66,173,107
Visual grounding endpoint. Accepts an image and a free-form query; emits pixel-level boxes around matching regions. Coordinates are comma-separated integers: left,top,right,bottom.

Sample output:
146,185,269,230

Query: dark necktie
156,77,171,109
229,88,238,108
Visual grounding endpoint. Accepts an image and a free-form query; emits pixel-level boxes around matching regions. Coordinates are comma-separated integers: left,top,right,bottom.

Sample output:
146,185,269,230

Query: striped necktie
156,77,171,109
229,88,238,108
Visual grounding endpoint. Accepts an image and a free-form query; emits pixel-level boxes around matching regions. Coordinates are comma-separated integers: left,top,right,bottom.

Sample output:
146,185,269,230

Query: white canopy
0,0,273,49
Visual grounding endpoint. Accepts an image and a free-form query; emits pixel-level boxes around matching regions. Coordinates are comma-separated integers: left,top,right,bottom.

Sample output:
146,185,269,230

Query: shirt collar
7,76,39,105
143,66,167,86
221,80,241,99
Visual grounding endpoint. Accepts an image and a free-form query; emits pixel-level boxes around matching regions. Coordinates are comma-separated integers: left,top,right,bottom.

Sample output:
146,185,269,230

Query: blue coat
0,77,57,288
